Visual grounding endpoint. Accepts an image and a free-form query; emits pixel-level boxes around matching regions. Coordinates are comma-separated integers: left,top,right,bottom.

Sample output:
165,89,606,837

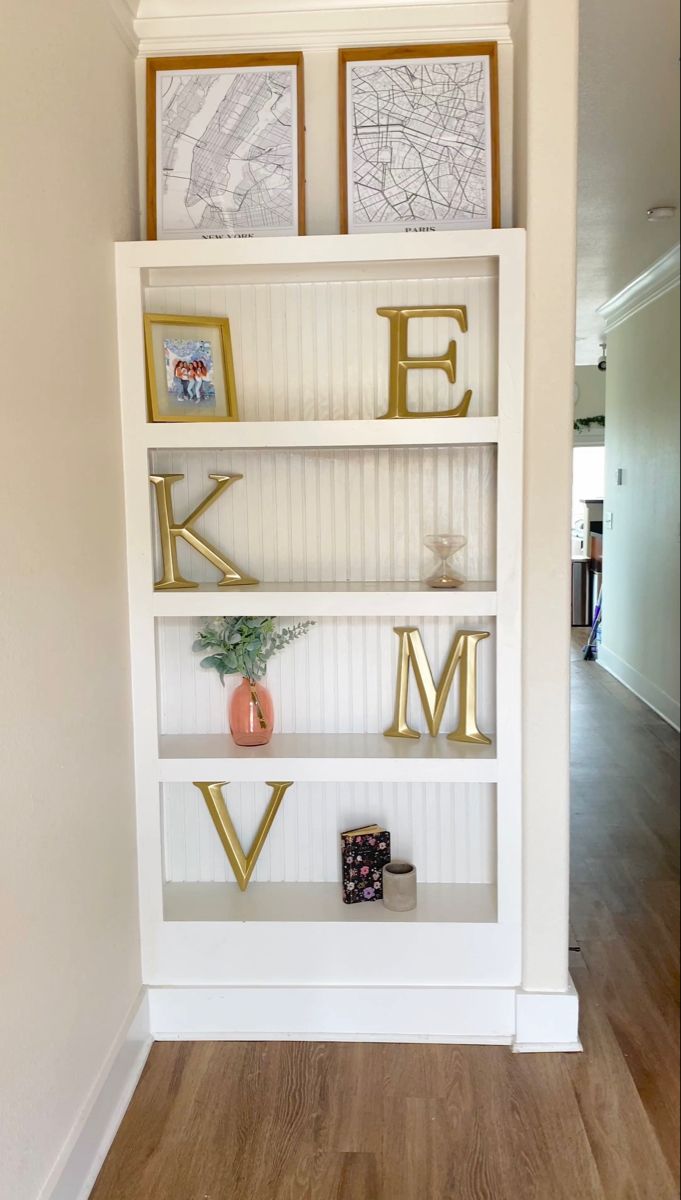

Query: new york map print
157,66,298,238
348,57,492,233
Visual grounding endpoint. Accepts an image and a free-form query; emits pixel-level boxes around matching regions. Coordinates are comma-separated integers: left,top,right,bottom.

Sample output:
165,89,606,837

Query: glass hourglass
424,534,467,589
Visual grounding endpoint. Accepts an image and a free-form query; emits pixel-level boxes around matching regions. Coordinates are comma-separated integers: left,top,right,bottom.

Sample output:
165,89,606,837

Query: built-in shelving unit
116,230,524,1031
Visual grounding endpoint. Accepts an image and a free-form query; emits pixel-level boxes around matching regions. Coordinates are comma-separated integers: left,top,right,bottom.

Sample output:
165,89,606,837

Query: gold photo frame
143,313,239,423
339,43,500,235
146,52,306,240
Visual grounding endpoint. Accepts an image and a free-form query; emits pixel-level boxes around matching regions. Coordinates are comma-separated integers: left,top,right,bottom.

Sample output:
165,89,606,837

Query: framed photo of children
143,314,239,422
339,43,500,235
146,52,305,240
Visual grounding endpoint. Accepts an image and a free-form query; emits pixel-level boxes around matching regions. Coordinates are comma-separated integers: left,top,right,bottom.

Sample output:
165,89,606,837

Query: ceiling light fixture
647,206,677,221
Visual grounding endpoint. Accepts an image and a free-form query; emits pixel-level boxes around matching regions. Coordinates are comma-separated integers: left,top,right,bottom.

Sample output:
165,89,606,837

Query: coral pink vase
229,677,274,747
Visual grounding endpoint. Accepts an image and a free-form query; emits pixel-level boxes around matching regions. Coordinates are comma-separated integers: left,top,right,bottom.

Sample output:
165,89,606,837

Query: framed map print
146,53,305,239
339,43,499,235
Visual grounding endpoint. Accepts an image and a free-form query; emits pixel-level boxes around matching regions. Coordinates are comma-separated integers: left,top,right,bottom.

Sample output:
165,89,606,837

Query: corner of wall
41,993,152,1200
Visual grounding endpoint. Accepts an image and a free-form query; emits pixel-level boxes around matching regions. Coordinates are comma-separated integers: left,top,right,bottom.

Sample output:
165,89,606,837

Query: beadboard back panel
156,615,497,736
144,272,498,421
162,781,496,886
148,446,497,585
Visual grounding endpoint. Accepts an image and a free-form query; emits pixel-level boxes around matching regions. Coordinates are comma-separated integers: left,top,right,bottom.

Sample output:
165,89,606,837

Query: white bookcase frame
115,230,525,1041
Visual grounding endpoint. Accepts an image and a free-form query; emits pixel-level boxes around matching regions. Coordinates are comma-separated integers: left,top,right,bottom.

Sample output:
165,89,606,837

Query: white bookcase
115,230,525,1041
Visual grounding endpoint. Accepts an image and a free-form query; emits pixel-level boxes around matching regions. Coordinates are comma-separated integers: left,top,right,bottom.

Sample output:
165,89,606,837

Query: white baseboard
513,1042,583,1053
149,981,581,1049
148,984,518,1044
41,990,152,1200
149,982,581,1049
513,979,581,1052
148,981,581,1049
599,645,680,730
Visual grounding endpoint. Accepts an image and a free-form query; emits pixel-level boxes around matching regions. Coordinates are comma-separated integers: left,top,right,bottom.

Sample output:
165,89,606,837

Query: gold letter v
193,781,294,891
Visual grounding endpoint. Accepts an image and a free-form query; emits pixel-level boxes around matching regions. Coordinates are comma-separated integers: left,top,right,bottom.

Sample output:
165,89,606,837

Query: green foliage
193,616,314,684
573,415,605,431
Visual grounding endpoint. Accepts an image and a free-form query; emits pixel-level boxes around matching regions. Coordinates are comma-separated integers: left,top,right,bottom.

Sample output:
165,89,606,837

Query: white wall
0,3,141,1198
512,0,579,992
574,365,606,447
574,365,606,420
601,284,680,727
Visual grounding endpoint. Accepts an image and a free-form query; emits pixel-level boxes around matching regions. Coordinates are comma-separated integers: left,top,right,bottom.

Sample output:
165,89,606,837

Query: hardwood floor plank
569,972,678,1200
319,1043,386,1154
488,1051,607,1200
335,1152,380,1200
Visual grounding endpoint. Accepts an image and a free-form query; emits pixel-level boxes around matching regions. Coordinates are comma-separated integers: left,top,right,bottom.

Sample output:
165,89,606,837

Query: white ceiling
576,0,680,365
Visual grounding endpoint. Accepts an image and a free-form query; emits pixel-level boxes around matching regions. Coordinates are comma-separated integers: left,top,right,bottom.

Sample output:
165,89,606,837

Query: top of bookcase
115,228,526,274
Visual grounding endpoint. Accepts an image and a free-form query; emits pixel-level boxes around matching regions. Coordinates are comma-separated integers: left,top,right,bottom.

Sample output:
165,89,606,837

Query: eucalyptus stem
248,679,268,730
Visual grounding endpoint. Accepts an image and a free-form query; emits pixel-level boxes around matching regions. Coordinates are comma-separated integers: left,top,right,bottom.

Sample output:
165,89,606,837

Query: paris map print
156,65,299,238
346,55,494,234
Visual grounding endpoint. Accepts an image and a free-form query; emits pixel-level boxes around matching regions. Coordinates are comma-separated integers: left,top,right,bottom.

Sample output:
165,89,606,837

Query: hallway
90,645,680,1200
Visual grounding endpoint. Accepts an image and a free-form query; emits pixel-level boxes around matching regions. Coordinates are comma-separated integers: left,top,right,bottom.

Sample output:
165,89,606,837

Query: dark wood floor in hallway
91,636,680,1200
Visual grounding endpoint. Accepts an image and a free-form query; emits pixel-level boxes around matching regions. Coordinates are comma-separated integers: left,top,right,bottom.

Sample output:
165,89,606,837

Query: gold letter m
384,627,492,744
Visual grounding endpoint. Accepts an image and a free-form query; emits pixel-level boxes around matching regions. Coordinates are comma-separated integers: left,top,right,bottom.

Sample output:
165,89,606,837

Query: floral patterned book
340,825,391,904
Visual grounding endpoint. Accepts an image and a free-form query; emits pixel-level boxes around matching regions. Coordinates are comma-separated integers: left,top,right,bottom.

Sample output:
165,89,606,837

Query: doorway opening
571,445,605,636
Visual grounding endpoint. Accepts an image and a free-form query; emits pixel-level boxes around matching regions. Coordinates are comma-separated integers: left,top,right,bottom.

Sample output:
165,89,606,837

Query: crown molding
136,0,508,16
103,0,139,53
597,244,680,333
134,1,511,54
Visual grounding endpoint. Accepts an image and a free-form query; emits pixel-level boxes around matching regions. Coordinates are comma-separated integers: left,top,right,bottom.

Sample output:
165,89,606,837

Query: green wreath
573,415,605,432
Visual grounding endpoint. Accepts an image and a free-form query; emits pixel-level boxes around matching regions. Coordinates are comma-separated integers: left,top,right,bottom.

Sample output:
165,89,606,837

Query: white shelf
152,580,497,618
145,416,499,450
118,228,519,272
157,733,497,783
163,881,498,925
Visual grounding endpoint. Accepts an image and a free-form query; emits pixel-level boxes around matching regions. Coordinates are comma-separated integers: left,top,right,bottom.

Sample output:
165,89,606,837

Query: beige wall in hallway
0,3,141,1197
512,0,580,992
601,283,680,727
574,365,606,421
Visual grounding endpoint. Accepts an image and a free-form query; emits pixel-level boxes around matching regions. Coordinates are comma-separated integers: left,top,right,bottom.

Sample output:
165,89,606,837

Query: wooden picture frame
143,313,239,422
339,43,500,235
146,53,305,240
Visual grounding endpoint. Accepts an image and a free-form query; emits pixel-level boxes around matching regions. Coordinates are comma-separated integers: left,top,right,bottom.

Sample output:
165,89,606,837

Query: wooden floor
91,634,679,1200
